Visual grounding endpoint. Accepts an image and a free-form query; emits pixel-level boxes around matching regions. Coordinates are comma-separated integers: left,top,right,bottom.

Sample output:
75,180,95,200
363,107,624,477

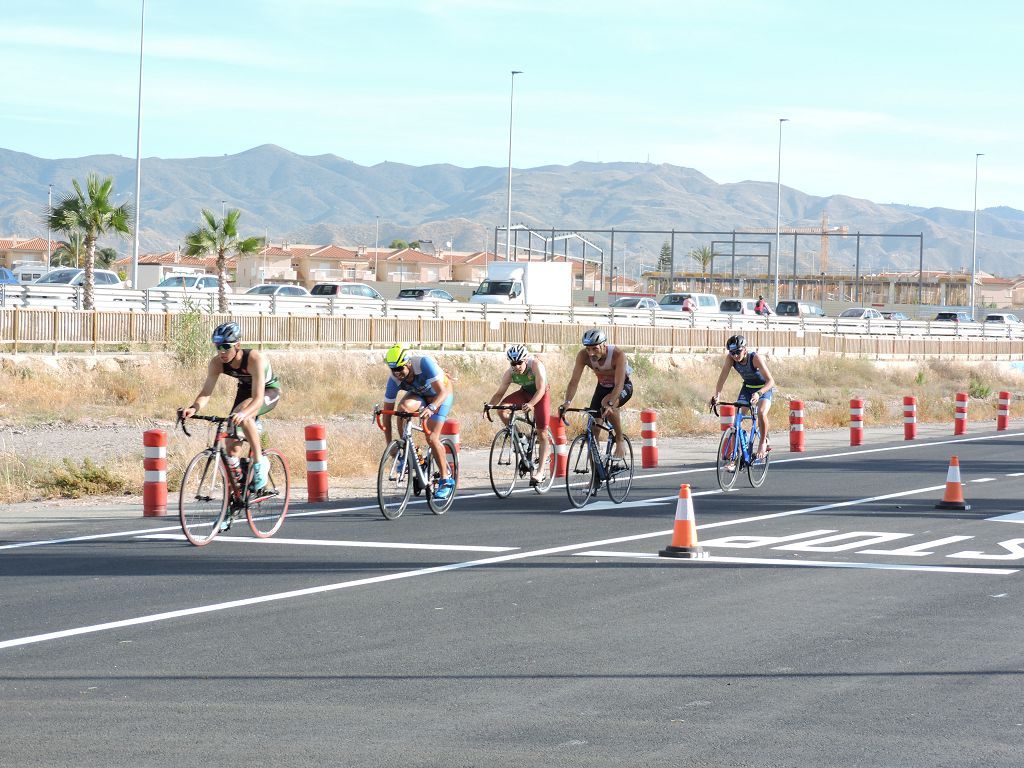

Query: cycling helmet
384,343,411,369
506,344,528,363
581,328,607,347
211,322,241,345
726,334,746,352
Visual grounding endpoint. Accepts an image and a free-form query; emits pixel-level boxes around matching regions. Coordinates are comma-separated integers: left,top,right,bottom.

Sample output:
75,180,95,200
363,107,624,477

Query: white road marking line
139,534,517,552
986,511,1024,524
972,477,996,483
1006,472,1024,477
571,551,1019,575
0,527,676,651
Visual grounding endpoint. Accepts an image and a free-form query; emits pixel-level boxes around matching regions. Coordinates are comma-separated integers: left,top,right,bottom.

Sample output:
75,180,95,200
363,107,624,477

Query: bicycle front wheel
747,433,770,488
533,428,556,494
605,436,635,504
179,451,229,546
488,429,518,499
427,437,459,515
378,440,412,520
716,427,740,492
565,434,597,508
247,449,290,538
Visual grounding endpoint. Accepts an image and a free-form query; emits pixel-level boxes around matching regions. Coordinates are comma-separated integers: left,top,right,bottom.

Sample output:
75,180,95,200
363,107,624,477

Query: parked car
658,292,719,313
33,268,125,288
776,300,826,318
881,311,910,321
983,312,1022,324
611,296,659,310
311,282,384,301
838,307,883,320
151,274,231,293
0,267,17,285
244,284,311,297
934,310,973,323
395,288,456,302
719,297,758,315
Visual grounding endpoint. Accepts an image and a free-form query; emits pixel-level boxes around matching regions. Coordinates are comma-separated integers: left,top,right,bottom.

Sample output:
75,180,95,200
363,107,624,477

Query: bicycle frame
561,407,616,482
179,414,252,504
375,407,435,488
726,404,759,467
484,404,539,473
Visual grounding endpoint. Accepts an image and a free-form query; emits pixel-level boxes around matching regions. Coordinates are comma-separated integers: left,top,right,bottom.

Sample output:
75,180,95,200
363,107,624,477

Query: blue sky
3,0,1021,212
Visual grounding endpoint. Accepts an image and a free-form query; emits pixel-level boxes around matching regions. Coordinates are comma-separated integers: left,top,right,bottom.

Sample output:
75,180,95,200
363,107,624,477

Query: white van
719,297,758,315
658,292,719,313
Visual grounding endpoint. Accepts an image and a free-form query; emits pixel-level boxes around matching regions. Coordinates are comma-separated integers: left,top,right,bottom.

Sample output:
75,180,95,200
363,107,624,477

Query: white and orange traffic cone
659,484,708,559
935,455,971,511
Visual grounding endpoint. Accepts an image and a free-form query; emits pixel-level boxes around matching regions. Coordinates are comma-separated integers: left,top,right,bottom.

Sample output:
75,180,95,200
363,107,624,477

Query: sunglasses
511,359,526,367
728,348,744,356
215,343,234,352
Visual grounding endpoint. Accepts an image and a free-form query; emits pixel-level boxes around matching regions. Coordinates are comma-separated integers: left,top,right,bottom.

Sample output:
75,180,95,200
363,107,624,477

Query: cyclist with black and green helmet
486,344,552,486
179,322,281,490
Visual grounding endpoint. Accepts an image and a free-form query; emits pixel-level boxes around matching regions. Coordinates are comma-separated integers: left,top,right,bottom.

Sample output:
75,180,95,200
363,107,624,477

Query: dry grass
2,348,1024,503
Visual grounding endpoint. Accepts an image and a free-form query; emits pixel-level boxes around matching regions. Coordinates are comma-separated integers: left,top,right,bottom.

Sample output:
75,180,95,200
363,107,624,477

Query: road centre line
571,551,1018,576
139,534,516,552
0,477,990,650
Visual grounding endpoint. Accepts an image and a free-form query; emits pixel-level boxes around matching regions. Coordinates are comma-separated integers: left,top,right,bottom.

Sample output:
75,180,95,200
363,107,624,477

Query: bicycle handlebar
558,405,602,426
709,400,755,417
373,405,432,437
176,410,231,438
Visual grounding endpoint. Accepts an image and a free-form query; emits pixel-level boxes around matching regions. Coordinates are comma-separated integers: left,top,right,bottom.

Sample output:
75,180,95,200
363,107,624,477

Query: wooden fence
1,307,1023,359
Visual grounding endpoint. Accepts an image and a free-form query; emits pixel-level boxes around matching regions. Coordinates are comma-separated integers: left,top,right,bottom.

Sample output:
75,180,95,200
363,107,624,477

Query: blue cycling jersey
384,355,449,402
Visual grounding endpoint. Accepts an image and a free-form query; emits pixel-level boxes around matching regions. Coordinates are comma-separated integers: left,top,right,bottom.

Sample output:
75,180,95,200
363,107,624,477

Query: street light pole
131,0,146,290
774,117,789,307
506,70,523,261
374,215,380,280
47,184,53,269
970,153,984,316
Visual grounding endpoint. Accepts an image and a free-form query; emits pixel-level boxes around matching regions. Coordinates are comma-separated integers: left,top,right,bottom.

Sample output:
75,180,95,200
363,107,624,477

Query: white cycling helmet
582,328,607,347
506,344,528,363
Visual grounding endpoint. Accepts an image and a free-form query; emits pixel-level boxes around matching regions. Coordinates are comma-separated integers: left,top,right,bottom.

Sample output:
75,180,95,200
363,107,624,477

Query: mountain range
1,144,1022,278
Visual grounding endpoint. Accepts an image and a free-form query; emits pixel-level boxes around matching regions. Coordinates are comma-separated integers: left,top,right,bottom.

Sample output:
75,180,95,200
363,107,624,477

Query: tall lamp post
131,0,146,290
970,153,983,316
374,215,380,281
46,184,53,269
506,70,523,261
773,117,789,307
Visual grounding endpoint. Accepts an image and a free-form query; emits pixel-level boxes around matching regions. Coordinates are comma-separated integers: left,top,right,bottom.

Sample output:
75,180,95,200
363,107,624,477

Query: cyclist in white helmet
561,328,632,462
486,344,552,485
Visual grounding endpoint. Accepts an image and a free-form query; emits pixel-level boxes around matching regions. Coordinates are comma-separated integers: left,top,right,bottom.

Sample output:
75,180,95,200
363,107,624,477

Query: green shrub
37,459,129,498
168,298,212,369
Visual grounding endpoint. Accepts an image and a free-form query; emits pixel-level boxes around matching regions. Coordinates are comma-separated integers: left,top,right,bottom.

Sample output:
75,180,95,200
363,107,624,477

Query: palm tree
53,231,86,267
45,174,133,309
689,244,715,289
184,208,264,313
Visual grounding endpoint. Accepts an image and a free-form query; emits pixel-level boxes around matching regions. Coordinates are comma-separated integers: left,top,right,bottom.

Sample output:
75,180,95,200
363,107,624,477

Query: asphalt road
1,431,1023,767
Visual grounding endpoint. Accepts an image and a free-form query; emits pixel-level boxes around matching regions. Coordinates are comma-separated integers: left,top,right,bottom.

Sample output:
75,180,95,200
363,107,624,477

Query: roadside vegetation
1,349,1021,503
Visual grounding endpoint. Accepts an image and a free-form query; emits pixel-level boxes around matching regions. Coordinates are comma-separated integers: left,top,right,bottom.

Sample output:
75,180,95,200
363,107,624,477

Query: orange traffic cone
659,484,709,559
935,455,971,511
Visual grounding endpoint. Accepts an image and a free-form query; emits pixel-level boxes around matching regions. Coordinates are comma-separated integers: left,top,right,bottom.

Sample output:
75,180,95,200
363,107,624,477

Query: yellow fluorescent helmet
385,343,410,369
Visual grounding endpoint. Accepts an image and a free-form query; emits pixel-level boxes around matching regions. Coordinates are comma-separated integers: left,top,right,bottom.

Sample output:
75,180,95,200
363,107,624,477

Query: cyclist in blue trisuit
382,344,455,501
709,334,776,459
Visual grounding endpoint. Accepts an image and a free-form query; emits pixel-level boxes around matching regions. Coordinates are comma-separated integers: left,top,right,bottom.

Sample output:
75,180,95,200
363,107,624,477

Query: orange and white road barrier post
954,392,968,435
440,419,461,487
719,404,736,432
903,396,917,440
640,409,658,468
997,391,1011,431
789,399,805,452
304,424,329,502
143,429,168,517
935,455,971,511
550,413,568,478
849,398,864,446
659,484,708,559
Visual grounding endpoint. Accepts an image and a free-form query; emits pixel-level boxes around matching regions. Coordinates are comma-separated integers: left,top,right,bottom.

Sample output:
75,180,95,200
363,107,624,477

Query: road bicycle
176,412,290,546
483,403,555,498
373,406,459,520
559,406,634,508
711,400,770,492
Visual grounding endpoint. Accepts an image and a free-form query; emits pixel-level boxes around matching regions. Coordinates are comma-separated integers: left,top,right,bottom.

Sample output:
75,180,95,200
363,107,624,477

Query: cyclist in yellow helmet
382,344,456,500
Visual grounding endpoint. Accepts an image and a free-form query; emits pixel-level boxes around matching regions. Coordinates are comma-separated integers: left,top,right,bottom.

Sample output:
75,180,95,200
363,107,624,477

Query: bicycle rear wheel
747,432,770,488
565,434,597,508
605,436,635,503
378,440,412,520
247,449,290,538
179,451,229,546
532,428,556,494
716,427,740,492
488,429,518,498
427,437,459,515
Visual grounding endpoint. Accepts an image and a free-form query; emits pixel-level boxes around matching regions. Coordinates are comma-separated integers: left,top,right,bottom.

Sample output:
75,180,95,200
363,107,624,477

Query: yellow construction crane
738,211,848,273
